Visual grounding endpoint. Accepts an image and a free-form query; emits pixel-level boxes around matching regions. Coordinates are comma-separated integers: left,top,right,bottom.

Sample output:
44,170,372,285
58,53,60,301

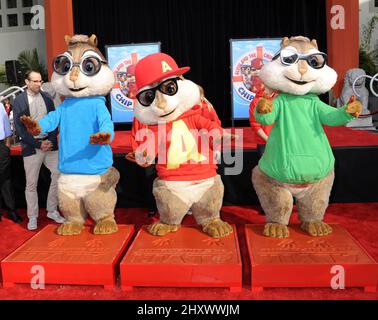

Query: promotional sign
230,39,281,120
106,43,161,123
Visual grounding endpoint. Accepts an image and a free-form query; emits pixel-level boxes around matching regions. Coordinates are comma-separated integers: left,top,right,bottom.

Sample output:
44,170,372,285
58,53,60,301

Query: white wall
0,0,46,65
0,29,46,65
359,0,378,50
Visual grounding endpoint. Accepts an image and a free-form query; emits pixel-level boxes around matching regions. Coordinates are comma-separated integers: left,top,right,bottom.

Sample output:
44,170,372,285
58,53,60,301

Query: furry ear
64,35,72,45
281,37,290,48
88,35,98,47
311,39,318,49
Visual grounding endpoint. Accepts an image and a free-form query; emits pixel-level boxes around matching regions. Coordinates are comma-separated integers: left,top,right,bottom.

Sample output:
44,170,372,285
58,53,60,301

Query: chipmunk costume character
252,36,362,238
21,34,120,235
133,53,232,238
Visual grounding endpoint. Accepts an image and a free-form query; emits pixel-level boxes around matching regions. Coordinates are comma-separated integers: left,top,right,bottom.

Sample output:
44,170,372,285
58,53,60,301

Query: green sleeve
317,100,354,126
254,98,279,125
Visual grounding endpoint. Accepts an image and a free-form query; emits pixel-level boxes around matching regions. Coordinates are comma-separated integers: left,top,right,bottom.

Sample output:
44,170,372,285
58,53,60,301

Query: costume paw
20,115,41,136
263,223,289,238
57,221,84,235
148,222,179,236
135,150,154,168
98,167,120,192
256,96,273,114
126,151,153,167
93,218,118,234
126,152,136,163
202,219,233,238
345,95,362,117
90,132,111,145
301,221,332,237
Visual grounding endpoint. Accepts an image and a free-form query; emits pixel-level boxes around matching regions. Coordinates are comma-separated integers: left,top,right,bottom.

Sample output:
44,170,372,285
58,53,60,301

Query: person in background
13,70,65,231
3,98,12,117
249,87,278,157
0,101,22,223
41,82,62,107
249,87,278,216
127,117,158,217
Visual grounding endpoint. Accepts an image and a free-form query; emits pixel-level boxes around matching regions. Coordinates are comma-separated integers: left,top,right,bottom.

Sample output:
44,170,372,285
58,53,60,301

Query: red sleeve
249,92,264,133
131,117,153,152
193,114,223,154
200,102,222,126
195,114,223,135
132,118,159,158
131,117,140,151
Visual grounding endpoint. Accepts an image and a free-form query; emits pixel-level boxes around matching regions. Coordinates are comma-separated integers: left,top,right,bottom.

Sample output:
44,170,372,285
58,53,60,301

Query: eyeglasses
272,48,327,69
136,77,181,107
53,54,107,76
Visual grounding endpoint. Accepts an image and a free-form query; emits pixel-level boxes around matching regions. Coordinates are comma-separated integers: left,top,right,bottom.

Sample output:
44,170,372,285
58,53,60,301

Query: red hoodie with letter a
135,105,223,181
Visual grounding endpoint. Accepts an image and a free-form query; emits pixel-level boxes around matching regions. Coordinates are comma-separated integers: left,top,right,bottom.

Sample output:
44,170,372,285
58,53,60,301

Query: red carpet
10,126,378,156
0,203,377,300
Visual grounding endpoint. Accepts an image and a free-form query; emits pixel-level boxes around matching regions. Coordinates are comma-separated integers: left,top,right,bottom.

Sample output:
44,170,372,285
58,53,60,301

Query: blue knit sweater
39,96,114,175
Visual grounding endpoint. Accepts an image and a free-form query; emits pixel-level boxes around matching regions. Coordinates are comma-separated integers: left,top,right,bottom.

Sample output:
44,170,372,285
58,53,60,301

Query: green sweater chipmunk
252,36,362,238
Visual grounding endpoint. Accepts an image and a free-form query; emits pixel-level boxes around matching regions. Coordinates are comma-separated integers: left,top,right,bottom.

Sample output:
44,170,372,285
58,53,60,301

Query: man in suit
0,101,22,223
13,70,65,230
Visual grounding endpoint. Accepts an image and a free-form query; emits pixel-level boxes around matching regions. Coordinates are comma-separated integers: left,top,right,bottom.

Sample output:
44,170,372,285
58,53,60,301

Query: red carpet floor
10,126,378,156
0,203,377,300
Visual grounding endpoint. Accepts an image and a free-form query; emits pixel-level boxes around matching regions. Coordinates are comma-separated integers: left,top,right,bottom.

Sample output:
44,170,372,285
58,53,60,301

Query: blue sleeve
1,105,12,137
97,102,115,142
38,105,62,134
3,114,12,137
317,100,354,126
254,98,280,125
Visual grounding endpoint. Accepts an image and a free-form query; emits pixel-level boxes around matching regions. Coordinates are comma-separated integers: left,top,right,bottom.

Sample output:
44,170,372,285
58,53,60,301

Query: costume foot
263,223,289,238
202,219,233,238
148,222,179,236
93,218,118,235
57,221,84,235
301,221,332,237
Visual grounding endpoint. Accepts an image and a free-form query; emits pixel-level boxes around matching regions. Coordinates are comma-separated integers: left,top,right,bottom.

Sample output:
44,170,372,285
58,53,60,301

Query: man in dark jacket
13,70,65,230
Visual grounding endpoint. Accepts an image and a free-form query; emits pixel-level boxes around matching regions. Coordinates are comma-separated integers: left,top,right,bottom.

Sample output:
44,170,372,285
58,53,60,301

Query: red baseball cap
135,53,190,90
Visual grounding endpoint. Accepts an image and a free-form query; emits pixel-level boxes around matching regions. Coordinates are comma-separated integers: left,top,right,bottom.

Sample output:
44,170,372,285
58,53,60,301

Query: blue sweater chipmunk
21,34,120,235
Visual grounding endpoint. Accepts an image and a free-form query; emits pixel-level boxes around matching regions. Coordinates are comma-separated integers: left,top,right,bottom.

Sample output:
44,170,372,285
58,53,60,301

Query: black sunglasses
137,77,181,107
53,55,107,76
272,49,327,69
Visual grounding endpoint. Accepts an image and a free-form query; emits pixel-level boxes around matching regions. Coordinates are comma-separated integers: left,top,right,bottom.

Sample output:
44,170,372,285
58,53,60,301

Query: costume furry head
252,36,362,238
21,34,120,235
260,36,337,95
133,53,199,125
133,52,232,238
51,34,115,98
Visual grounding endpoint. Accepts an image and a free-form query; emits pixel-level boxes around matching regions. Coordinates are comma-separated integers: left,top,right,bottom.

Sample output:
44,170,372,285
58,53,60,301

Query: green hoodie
255,93,354,184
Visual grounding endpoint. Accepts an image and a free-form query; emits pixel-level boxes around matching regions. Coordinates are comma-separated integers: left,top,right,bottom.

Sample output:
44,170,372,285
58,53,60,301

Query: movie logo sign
106,43,161,123
231,39,280,120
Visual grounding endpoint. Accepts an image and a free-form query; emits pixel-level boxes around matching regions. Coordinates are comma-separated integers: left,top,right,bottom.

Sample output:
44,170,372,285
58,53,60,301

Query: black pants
0,141,16,213
256,144,266,215
257,144,266,158
144,165,157,212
